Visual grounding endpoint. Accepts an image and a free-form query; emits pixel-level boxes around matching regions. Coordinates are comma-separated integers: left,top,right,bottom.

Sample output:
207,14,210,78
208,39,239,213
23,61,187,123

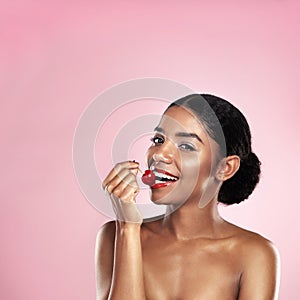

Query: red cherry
141,170,156,186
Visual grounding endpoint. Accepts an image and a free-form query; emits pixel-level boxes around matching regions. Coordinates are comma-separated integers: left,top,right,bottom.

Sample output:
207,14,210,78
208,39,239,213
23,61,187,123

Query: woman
96,94,280,300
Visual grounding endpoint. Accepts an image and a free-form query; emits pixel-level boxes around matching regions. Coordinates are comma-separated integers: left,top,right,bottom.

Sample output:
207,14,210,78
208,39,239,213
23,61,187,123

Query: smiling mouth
151,169,179,189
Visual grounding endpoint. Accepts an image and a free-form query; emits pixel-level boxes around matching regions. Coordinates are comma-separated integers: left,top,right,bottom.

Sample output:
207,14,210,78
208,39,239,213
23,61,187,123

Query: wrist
116,221,142,233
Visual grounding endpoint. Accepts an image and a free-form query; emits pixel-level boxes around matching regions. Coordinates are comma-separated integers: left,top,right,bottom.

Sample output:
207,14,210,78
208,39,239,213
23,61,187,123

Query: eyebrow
154,126,204,144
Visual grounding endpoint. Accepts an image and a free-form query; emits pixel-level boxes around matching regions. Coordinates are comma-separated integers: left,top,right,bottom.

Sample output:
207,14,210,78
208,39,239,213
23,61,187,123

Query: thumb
130,160,140,176
131,167,139,176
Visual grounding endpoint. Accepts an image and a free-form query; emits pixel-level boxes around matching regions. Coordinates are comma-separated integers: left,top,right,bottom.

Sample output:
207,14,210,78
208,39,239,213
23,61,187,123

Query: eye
178,143,196,151
150,135,164,145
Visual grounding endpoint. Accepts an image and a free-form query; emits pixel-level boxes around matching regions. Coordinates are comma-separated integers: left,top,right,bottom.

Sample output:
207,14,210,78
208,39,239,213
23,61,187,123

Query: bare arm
95,221,115,299
95,161,146,300
109,222,145,300
238,239,280,300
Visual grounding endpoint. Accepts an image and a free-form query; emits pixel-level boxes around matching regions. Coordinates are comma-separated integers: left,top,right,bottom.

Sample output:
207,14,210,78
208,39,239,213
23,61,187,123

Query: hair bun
218,152,261,205
242,152,261,178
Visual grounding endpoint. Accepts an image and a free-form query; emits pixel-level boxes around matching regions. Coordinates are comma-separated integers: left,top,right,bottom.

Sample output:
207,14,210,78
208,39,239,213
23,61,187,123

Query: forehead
158,106,204,133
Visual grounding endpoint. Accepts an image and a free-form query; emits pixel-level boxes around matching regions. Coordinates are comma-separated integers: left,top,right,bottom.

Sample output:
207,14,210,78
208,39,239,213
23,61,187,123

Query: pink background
1,1,300,299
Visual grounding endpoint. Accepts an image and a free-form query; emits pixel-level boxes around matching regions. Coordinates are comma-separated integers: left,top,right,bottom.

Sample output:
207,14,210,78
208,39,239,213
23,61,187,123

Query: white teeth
153,171,178,181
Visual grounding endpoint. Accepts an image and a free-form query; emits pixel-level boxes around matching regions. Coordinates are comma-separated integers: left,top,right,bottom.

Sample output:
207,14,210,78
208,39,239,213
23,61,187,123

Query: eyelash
150,136,196,151
150,136,164,145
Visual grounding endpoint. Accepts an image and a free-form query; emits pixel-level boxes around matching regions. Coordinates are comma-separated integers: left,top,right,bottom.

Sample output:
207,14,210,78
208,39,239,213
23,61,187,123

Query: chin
149,189,189,207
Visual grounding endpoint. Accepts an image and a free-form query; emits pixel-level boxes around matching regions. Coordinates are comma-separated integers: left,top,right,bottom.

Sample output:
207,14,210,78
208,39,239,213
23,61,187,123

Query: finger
111,172,138,199
102,161,139,189
118,182,140,203
113,175,139,202
105,168,138,194
113,160,140,174
130,167,139,176
105,168,130,193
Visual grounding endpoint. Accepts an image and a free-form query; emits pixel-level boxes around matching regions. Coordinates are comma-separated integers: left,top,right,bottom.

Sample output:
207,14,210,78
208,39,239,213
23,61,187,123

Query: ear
215,155,240,182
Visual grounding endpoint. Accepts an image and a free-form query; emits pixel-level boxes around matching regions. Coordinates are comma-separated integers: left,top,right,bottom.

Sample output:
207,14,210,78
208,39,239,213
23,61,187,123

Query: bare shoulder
230,224,280,264
95,220,116,264
226,224,281,299
96,220,116,244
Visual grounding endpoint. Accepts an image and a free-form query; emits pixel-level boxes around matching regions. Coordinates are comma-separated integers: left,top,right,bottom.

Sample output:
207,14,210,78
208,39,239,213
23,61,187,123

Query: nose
152,139,175,164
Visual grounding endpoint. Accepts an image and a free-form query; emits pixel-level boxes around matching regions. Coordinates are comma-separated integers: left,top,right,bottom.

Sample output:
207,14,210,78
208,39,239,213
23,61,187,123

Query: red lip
151,182,174,189
154,168,179,179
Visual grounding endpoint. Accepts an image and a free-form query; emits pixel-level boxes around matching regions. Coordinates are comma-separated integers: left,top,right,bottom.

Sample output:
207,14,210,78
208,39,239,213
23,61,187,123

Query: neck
162,198,224,240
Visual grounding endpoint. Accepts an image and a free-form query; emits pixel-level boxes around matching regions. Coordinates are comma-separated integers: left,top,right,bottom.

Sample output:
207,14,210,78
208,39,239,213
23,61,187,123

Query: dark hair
167,94,261,205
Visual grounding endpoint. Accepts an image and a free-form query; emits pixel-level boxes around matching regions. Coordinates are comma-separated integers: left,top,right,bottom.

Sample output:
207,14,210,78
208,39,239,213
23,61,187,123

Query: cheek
181,153,213,187
181,153,205,174
182,159,200,177
180,156,201,192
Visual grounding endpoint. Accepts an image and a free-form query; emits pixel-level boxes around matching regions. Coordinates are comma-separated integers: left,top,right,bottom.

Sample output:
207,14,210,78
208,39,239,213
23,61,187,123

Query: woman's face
146,105,221,208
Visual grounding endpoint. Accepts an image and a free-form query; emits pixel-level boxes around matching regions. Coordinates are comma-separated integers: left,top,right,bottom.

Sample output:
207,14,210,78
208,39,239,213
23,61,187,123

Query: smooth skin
96,106,280,300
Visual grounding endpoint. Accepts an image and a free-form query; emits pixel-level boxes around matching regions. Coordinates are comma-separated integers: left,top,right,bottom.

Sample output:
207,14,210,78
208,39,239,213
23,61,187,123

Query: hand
102,161,143,225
